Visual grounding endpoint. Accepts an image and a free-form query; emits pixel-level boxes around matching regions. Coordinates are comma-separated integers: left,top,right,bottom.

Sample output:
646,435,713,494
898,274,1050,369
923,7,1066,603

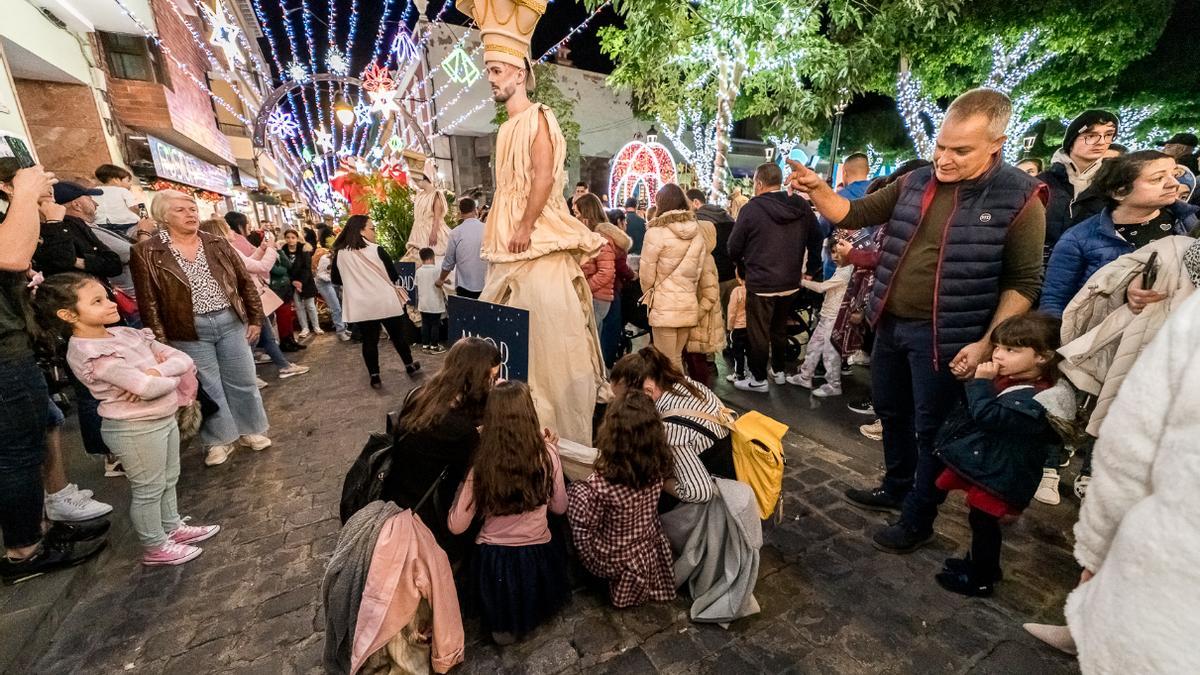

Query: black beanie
1062,110,1120,153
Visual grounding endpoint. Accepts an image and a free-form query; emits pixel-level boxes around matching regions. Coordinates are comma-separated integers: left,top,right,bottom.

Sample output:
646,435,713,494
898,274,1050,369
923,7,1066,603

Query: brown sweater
835,179,1045,319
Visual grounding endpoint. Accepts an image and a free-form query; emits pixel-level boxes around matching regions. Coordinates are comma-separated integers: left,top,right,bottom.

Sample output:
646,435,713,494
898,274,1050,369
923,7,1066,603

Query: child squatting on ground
34,273,220,567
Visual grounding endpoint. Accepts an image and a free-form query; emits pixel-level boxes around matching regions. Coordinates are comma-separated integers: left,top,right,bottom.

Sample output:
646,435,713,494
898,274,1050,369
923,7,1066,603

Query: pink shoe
169,523,221,545
142,541,202,566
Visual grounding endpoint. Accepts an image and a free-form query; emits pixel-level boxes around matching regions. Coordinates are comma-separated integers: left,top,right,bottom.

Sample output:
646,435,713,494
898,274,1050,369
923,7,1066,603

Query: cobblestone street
12,335,1083,674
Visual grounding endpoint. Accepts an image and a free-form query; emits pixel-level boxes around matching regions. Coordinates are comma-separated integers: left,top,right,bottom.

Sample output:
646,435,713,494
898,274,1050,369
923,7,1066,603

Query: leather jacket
130,230,263,341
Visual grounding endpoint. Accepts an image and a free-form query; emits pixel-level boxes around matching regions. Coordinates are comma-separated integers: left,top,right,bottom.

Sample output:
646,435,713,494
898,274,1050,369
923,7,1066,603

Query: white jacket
1066,290,1200,674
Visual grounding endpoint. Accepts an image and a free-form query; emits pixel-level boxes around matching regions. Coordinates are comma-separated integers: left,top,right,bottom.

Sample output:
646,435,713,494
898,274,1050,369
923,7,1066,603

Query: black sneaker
406,361,422,377
44,519,111,544
844,487,903,513
1,537,106,585
847,399,875,415
369,374,382,390
935,570,995,597
942,555,1004,581
871,523,935,554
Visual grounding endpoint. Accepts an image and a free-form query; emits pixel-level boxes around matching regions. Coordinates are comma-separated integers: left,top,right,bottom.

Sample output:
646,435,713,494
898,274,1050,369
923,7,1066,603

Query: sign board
447,295,529,382
393,261,417,307
147,135,233,195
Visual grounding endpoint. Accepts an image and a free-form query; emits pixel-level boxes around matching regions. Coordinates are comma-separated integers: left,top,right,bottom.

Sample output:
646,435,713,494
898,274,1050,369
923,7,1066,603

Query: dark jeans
745,291,797,381
730,327,749,377
420,312,441,346
599,291,623,369
72,377,110,456
455,287,481,300
0,356,51,549
871,315,962,533
968,507,1003,580
358,316,414,375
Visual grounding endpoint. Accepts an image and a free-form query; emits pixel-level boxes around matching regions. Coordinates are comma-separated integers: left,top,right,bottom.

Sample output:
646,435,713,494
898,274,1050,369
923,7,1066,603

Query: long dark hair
1092,149,1174,208
472,381,555,516
610,345,702,400
332,215,370,251
401,337,501,433
653,183,690,215
30,272,94,345
575,193,607,230
595,391,674,490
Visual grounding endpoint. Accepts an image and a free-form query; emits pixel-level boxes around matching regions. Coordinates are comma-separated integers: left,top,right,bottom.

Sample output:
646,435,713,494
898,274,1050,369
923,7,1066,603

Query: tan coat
1058,235,1196,436
687,220,724,354
639,210,706,328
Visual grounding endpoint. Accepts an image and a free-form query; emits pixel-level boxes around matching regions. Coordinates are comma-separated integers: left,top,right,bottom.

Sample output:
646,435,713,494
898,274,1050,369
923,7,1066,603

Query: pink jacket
66,327,197,421
232,234,278,282
351,511,464,674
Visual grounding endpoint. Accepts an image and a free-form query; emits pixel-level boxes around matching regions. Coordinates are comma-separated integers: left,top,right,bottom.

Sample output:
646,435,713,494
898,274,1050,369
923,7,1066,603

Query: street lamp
646,125,659,145
764,147,775,161
334,95,354,126
828,92,849,185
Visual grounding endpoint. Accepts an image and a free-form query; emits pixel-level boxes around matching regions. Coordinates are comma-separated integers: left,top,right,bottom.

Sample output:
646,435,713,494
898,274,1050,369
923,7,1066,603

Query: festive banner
447,296,529,382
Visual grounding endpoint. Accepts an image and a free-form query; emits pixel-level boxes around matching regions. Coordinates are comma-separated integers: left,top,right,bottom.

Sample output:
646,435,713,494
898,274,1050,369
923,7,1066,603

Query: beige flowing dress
403,185,451,262
480,103,606,444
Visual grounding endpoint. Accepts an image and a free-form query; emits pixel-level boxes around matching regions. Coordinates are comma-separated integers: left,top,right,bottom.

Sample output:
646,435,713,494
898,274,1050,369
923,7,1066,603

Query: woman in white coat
639,184,709,369
331,215,420,390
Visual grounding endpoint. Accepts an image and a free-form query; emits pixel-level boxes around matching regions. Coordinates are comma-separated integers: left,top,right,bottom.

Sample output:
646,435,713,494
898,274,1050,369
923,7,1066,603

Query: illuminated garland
608,140,678,208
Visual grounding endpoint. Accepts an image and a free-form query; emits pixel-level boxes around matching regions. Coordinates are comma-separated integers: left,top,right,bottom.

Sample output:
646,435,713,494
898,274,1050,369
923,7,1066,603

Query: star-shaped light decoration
315,128,335,153
353,100,373,125
443,47,480,86
368,87,402,119
203,1,244,68
287,60,309,83
265,109,301,139
326,46,350,76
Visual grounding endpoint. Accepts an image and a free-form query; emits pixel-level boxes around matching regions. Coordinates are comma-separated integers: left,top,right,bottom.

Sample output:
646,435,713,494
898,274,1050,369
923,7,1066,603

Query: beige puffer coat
687,220,724,354
639,210,707,328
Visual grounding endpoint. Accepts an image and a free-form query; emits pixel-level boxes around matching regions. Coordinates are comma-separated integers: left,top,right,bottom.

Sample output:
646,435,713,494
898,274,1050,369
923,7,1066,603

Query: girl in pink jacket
577,194,617,320
35,273,219,567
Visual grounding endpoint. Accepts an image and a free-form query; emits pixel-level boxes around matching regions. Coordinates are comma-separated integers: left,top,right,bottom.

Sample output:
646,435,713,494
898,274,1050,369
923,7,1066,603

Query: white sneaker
1059,446,1076,468
773,371,787,385
813,383,842,397
314,327,325,335
1074,474,1090,500
44,488,113,522
733,377,769,393
1035,469,1061,505
205,444,234,466
64,483,94,499
256,377,270,390
297,330,311,339
338,331,352,342
859,419,883,441
254,352,272,364
278,364,310,379
1023,624,1077,656
847,350,871,366
239,434,272,451
786,373,813,388
725,373,738,382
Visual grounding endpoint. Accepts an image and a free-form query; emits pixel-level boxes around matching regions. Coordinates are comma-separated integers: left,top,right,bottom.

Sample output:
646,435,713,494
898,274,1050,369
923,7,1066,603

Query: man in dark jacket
788,88,1047,554
33,182,123,283
624,197,646,254
687,188,737,318
727,163,823,392
1036,110,1118,258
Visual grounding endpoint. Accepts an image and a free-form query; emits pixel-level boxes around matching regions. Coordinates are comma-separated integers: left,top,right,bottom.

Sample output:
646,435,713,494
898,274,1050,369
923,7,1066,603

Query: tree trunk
709,55,741,204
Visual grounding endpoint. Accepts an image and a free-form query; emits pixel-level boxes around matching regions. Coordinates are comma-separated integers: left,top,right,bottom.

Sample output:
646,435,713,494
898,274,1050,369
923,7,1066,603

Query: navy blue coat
1039,201,1199,317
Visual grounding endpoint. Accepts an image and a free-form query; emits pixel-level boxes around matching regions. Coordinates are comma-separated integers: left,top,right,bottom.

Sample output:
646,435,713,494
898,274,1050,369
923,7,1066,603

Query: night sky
253,0,620,81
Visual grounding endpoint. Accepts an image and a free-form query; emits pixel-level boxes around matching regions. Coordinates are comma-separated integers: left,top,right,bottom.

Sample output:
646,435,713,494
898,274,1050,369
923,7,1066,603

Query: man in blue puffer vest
788,88,1048,554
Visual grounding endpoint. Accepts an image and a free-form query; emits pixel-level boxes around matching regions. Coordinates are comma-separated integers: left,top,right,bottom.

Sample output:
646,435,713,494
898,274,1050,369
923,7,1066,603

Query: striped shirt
657,378,730,504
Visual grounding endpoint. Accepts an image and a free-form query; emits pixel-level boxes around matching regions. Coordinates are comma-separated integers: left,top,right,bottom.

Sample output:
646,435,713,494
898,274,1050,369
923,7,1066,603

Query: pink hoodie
67,327,197,421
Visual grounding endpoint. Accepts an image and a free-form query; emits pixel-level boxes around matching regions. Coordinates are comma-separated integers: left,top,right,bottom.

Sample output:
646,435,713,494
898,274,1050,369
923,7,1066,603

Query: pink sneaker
169,523,221,545
142,541,202,566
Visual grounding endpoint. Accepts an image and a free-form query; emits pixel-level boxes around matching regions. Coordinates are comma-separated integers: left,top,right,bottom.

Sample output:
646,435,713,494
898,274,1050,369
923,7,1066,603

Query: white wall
0,43,28,145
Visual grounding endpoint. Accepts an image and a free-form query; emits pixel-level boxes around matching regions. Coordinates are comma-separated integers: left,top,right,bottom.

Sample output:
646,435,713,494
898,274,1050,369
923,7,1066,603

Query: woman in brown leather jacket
129,190,271,467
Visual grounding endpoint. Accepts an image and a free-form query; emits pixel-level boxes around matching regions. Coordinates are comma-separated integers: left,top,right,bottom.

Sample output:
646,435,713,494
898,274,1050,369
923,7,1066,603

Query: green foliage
493,63,581,164
367,179,414,260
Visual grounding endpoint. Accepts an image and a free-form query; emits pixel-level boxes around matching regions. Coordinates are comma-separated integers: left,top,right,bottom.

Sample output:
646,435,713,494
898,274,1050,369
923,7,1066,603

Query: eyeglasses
1080,131,1117,146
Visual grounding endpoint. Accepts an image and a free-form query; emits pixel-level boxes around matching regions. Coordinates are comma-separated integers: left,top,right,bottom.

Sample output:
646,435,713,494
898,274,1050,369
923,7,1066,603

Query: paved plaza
4,336,1082,674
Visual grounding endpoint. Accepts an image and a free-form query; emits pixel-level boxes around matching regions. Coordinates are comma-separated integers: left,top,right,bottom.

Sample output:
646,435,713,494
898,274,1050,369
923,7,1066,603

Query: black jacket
1037,163,1105,251
695,204,736,282
34,216,123,280
280,243,318,299
727,191,823,293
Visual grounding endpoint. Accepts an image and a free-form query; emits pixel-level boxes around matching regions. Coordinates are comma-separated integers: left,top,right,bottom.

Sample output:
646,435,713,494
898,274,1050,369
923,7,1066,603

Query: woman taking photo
381,337,501,563
130,191,270,467
281,229,321,338
330,215,419,389
639,184,708,369
610,346,732,505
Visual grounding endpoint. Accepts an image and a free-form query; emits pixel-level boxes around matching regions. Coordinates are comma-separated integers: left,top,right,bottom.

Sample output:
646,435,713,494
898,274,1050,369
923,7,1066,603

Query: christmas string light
537,1,611,64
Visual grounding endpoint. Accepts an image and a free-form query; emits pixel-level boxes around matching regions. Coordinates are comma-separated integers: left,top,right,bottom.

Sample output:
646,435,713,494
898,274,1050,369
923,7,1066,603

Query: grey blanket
322,500,402,674
661,478,762,625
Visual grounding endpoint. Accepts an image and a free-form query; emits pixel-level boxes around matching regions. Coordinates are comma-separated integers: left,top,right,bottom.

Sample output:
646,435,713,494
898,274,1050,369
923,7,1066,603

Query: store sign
447,296,529,381
236,169,259,190
148,136,232,195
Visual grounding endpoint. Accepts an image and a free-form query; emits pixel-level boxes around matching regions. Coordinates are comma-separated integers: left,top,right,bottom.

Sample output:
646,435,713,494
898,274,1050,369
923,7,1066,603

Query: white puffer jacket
639,210,706,328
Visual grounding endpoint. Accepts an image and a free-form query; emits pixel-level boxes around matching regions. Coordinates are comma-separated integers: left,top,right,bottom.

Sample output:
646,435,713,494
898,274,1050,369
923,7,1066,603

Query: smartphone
1141,251,1159,289
5,136,36,169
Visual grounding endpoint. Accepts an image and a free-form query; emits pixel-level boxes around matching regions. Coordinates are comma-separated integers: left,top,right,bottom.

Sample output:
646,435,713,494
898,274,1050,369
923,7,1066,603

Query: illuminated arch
608,140,677,209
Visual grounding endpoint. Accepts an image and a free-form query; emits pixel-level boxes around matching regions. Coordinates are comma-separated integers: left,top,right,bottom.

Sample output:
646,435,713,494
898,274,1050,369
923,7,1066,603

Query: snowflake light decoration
326,46,350,76
360,63,394,92
368,145,385,160
315,129,335,153
287,60,309,83
266,109,301,139
443,47,480,86
367,87,402,119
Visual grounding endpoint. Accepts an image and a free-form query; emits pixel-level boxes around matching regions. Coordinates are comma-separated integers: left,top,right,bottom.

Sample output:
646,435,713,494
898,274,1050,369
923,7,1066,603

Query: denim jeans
599,292,623,369
294,295,319,333
315,279,345,333
871,315,962,533
101,416,182,548
256,315,290,368
172,309,269,447
0,356,51,548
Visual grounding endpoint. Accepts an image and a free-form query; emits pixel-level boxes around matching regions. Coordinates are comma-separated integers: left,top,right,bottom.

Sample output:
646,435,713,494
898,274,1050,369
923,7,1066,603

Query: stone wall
12,79,113,184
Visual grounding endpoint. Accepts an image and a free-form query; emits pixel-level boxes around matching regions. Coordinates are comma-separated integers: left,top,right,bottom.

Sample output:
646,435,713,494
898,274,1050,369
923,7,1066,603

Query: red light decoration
609,140,677,209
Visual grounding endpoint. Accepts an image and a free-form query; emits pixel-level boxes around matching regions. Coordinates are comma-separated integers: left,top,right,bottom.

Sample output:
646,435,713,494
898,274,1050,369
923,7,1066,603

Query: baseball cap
53,181,104,205
1161,132,1199,148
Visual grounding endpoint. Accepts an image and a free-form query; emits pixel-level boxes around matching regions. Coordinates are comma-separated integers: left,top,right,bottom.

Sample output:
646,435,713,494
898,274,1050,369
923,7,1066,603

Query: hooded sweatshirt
694,204,736,282
1039,149,1107,248
727,191,824,294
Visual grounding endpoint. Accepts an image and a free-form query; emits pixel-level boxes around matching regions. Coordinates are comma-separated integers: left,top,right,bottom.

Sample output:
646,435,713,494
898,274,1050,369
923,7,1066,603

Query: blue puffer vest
868,162,1045,365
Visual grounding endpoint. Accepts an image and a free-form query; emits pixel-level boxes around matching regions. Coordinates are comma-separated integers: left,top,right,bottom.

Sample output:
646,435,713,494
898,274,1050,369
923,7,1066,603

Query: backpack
338,390,420,524
662,408,788,520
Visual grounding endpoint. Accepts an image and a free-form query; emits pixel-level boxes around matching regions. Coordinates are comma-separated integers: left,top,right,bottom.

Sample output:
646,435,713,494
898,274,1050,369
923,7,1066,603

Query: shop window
99,32,170,86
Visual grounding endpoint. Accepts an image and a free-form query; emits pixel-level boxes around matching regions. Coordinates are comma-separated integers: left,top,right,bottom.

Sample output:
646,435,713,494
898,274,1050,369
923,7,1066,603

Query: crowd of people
2,81,1198,673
